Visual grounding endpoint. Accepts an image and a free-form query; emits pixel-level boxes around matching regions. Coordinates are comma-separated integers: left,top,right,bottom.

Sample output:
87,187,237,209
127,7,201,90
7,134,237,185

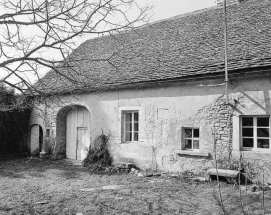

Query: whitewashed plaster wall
30,74,271,182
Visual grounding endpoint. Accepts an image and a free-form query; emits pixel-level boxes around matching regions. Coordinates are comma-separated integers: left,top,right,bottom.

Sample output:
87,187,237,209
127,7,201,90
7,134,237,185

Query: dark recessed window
183,128,199,150
241,116,270,149
46,129,50,138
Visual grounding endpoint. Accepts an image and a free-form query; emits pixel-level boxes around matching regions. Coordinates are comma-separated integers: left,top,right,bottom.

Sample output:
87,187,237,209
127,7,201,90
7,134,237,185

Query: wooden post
224,0,229,104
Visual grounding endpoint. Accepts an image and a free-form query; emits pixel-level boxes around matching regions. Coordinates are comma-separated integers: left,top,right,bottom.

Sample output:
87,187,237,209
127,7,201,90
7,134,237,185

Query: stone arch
55,104,91,159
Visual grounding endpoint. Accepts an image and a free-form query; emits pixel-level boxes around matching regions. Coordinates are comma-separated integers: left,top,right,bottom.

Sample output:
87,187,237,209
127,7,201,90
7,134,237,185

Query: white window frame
182,127,200,150
241,116,270,151
122,110,139,143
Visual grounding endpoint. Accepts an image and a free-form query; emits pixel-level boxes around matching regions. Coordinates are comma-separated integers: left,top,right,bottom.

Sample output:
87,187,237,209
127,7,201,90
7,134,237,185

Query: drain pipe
224,0,229,104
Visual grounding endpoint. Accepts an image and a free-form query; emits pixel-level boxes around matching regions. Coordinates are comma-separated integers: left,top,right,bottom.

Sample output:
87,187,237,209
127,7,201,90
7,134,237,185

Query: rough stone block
207,168,239,179
114,162,135,169
219,110,229,114
215,135,221,139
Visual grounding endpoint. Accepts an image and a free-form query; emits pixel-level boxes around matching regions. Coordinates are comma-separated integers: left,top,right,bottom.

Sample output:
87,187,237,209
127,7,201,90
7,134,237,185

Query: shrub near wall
0,108,31,155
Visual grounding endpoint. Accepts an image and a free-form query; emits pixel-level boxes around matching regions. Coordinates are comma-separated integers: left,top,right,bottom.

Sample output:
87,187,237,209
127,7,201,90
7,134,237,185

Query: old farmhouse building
30,0,271,181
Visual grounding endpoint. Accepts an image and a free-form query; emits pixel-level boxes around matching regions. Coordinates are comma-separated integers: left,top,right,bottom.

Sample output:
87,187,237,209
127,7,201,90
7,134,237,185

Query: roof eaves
40,65,271,97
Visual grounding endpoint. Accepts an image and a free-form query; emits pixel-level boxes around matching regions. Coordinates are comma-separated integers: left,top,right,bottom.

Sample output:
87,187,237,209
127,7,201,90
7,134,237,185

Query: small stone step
207,168,239,178
63,159,82,166
207,168,240,183
114,162,135,169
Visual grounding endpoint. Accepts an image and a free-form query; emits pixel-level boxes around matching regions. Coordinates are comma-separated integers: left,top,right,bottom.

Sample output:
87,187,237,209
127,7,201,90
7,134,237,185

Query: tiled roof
37,0,271,94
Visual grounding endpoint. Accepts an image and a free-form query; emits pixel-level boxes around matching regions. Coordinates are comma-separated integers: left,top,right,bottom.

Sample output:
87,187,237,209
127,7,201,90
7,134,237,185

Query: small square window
183,128,200,150
121,111,139,142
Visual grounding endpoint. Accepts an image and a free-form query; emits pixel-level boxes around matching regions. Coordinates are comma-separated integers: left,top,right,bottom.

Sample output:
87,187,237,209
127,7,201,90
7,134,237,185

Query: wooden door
66,107,90,160
30,125,40,154
76,127,88,160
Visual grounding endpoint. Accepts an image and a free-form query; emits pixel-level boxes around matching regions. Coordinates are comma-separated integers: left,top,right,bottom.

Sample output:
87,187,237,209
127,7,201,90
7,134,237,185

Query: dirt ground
0,157,271,215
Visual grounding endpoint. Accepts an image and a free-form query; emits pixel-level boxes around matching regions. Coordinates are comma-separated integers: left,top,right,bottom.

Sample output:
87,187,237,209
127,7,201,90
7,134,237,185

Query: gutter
33,66,271,97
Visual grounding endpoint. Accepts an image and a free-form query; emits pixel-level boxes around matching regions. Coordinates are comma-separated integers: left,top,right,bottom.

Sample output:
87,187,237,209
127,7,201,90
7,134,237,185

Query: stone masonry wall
159,95,235,175
164,92,271,183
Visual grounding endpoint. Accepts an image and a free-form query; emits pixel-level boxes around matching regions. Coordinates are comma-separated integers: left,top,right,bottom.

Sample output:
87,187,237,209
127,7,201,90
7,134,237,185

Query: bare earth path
0,157,270,215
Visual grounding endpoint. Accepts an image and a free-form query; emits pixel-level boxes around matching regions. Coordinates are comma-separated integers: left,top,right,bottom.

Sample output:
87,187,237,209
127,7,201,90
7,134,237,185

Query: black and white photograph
1,0,271,214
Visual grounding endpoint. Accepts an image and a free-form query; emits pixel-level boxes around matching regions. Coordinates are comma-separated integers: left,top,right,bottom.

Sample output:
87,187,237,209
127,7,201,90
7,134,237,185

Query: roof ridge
78,5,219,45
80,1,238,44
72,5,219,54
74,0,251,53
145,6,217,26
144,0,252,27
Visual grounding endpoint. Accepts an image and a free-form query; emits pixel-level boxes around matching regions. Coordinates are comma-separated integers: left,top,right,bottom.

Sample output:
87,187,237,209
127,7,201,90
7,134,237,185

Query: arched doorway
56,105,91,160
30,124,43,155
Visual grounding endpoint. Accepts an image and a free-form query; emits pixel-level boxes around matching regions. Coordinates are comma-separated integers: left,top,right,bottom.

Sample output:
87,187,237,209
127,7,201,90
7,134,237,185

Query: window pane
125,113,132,122
46,129,50,137
257,117,269,127
185,139,192,149
134,112,139,122
243,138,253,148
242,128,253,137
125,122,132,132
193,140,199,149
134,132,138,141
257,128,269,137
134,123,139,132
242,117,253,126
125,132,132,141
194,129,199,138
257,139,269,149
185,129,192,138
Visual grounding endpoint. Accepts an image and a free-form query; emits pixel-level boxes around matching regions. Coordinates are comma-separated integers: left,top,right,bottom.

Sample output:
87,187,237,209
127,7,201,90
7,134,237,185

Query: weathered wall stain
30,76,271,182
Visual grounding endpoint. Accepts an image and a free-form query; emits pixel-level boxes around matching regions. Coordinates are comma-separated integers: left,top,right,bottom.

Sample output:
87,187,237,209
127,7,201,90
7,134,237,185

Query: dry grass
0,157,271,215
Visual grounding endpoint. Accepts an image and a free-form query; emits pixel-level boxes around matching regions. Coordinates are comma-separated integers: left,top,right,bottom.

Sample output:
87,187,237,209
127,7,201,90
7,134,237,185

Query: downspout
224,0,229,104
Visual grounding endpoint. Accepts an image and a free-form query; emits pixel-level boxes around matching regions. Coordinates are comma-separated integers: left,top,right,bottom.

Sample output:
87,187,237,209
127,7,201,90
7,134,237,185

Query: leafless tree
0,0,151,100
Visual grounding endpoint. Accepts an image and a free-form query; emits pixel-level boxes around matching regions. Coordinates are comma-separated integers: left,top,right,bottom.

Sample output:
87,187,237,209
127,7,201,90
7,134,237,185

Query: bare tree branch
0,0,152,105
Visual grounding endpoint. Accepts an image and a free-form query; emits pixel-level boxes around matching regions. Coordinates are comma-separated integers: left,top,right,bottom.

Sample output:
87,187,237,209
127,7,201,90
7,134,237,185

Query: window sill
241,148,270,151
120,141,139,144
176,150,210,158
233,149,271,161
